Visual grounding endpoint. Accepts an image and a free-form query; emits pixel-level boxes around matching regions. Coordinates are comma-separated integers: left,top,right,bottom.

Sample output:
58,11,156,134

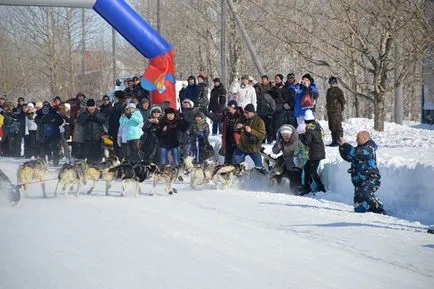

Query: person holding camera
119,102,144,164
232,103,266,173
337,131,386,214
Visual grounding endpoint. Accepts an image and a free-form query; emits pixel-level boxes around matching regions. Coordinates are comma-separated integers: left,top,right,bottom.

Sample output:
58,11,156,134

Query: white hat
279,125,294,135
304,109,315,121
128,103,137,109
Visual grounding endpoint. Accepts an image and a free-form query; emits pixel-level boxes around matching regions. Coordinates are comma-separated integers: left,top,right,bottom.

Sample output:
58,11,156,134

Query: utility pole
112,28,116,87
226,0,264,77
156,0,161,33
220,0,227,89
81,8,85,88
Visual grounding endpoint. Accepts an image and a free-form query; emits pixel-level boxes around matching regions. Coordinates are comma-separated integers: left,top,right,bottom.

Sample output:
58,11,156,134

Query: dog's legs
135,181,141,198
150,178,156,196
40,181,47,198
75,181,82,197
86,180,96,195
105,180,112,196
121,180,127,197
54,181,59,197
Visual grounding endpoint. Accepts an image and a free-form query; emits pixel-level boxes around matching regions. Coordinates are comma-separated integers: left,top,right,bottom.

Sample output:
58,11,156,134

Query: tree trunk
374,94,385,131
394,44,403,124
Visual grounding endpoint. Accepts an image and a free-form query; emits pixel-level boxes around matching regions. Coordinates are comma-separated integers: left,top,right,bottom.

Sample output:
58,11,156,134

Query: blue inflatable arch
0,0,176,106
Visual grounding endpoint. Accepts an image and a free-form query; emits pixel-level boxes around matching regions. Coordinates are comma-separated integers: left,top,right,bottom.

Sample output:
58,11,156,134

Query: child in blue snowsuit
338,131,386,214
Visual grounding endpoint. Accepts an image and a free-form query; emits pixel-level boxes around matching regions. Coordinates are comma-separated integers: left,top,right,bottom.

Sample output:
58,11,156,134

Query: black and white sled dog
184,156,218,188
85,155,121,195
105,161,158,197
211,162,248,189
54,159,87,197
152,165,181,195
1,169,20,205
16,158,48,198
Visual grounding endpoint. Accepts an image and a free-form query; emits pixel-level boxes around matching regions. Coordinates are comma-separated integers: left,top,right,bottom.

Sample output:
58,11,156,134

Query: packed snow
0,118,433,289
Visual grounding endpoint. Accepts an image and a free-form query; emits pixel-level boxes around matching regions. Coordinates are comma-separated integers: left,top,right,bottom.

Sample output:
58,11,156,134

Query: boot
327,132,339,147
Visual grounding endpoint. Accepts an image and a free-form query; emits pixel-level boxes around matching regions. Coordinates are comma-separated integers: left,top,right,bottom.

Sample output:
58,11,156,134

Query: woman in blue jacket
119,102,144,164
295,73,319,129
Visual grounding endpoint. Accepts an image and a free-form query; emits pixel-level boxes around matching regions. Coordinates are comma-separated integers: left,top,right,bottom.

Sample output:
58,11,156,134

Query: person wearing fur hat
326,76,346,146
77,99,107,164
119,101,144,164
140,105,162,164
233,103,266,172
209,78,227,135
298,109,326,195
35,101,64,166
156,107,188,167
191,111,213,164
272,124,306,191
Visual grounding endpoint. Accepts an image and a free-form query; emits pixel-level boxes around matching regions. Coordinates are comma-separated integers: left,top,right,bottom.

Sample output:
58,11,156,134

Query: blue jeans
232,147,263,167
212,120,222,134
160,147,180,167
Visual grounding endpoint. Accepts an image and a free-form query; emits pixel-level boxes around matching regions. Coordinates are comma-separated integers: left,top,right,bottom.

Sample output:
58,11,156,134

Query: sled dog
105,161,158,197
17,159,48,198
152,165,180,195
212,162,248,189
54,159,87,197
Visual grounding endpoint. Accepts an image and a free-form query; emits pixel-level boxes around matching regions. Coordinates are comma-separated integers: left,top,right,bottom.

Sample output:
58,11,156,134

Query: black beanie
86,99,96,107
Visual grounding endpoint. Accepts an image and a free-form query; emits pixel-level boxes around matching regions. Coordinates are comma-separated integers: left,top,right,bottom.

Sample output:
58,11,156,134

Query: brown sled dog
17,159,48,198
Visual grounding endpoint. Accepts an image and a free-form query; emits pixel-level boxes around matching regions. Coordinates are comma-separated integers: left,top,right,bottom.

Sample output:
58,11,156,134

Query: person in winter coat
108,90,127,158
195,75,209,110
298,109,326,195
204,100,243,164
156,107,188,167
295,73,319,129
233,103,266,171
25,103,38,159
209,78,227,135
179,99,201,161
35,101,63,166
57,104,72,163
231,75,256,110
77,99,107,164
181,76,198,104
326,76,346,146
70,93,88,159
272,124,303,191
119,102,144,164
100,95,113,118
141,105,162,164
190,111,212,164
338,131,385,214
138,97,150,121
254,83,276,144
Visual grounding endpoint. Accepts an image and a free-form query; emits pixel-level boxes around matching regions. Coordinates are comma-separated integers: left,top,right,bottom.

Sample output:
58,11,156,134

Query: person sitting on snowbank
337,131,386,214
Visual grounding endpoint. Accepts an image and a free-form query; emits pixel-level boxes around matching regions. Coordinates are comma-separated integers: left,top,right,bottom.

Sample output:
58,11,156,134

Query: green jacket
235,114,266,153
